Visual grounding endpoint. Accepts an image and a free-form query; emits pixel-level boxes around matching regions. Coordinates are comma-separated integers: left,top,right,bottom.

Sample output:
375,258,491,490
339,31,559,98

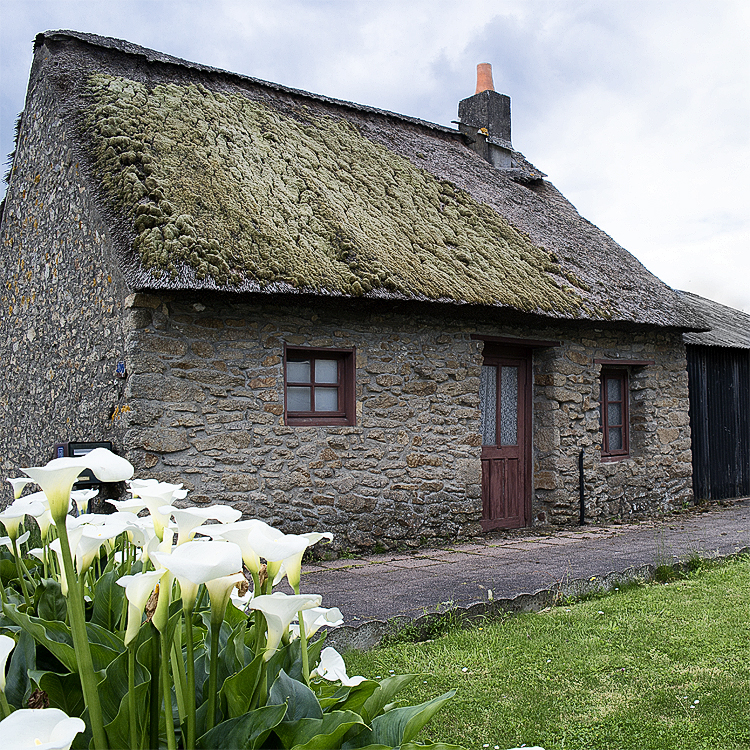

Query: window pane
500,366,518,446
315,387,338,411
608,427,623,450
287,360,311,383
607,376,621,402
287,386,311,411
480,365,497,446
608,403,622,427
315,359,338,384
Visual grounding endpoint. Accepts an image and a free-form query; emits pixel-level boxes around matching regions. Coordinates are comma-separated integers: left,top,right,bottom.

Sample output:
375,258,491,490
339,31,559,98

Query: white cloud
1,0,748,311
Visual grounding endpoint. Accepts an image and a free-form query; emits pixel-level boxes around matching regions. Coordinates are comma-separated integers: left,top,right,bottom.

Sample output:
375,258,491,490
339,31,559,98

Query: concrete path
299,499,750,649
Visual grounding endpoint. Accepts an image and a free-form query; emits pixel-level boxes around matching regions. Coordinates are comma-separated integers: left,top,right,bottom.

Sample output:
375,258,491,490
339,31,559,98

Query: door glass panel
607,376,621,402
315,387,339,411
287,360,311,383
480,365,497,446
315,359,338,384
500,366,518,445
608,403,622,427
287,386,311,411
609,426,623,450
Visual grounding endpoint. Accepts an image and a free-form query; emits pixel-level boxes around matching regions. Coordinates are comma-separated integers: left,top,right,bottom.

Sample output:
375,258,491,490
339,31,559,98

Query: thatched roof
26,30,705,329
679,291,750,349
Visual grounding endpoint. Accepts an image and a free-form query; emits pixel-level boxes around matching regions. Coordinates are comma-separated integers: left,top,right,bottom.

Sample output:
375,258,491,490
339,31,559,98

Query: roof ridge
37,29,462,138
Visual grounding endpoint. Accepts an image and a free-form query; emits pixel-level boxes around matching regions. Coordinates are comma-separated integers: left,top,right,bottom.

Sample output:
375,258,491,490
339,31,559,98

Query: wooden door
480,347,531,530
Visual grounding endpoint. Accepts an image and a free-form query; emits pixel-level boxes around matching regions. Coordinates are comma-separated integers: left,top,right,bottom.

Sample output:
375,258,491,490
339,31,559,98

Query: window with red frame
284,346,355,426
601,369,629,459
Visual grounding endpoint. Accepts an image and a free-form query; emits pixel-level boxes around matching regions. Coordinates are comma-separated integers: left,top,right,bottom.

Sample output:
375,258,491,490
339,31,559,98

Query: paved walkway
299,499,750,647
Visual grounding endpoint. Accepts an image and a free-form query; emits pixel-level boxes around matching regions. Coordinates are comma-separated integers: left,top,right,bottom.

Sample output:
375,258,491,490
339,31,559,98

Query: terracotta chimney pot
475,63,495,94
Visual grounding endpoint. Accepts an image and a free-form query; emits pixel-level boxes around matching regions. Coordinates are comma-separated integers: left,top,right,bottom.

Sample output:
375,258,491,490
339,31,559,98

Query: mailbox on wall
52,441,115,486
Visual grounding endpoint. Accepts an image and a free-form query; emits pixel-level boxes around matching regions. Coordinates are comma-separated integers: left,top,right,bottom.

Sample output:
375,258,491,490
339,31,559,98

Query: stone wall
0,55,130,501
121,292,693,551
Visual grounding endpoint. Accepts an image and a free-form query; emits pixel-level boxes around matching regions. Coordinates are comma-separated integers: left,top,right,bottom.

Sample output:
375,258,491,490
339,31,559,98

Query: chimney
458,63,512,168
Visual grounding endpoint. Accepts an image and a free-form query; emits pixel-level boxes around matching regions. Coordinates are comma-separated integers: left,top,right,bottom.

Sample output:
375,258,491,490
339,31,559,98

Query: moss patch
85,74,587,313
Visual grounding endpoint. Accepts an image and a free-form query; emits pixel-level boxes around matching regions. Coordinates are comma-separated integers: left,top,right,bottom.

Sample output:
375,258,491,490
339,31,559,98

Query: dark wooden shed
680,292,750,500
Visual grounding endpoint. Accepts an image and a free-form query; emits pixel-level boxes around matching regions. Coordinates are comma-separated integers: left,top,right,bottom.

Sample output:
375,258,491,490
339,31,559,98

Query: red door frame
480,344,533,530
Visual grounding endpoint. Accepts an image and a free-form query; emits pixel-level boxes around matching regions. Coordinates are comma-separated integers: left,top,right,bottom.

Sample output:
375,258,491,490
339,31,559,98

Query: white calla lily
205,572,246,624
0,707,86,749
198,519,270,574
246,525,310,583
0,530,30,554
293,606,344,640
78,448,134,484
70,488,98,515
131,483,184,540
0,634,15,692
49,522,84,595
6,477,32,500
312,646,366,686
160,504,242,545
76,523,125,574
247,592,322,660
21,459,86,522
107,497,149,514
152,539,242,612
117,569,168,645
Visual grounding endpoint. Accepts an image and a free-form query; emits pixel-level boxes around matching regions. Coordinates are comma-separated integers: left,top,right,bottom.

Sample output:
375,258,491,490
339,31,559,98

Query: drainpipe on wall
579,449,586,525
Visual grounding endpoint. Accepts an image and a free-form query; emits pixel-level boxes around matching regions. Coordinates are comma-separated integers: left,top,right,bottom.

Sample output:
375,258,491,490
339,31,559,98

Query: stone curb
324,546,750,652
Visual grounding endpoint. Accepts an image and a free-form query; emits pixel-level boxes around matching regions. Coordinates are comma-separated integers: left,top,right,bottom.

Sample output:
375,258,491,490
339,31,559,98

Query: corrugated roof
27,30,706,329
679,291,750,349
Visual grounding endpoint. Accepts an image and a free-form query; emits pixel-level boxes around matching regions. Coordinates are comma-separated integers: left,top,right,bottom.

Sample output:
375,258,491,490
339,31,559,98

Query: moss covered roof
24,30,706,328
84,74,590,315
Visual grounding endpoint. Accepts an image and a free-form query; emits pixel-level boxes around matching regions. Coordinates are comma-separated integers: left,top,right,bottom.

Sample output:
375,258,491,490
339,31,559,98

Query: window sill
601,454,631,463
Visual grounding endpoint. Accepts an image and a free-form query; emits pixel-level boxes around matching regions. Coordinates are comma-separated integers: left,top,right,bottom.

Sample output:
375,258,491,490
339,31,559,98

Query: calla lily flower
205,572,246,624
6,477,32,500
160,504,242,545
292,606,344,640
0,530,30,554
0,707,86,749
23,450,132,523
198,519,271,574
0,501,43,541
246,525,310,583
107,497,149,514
273,531,334,591
70,488,98,515
247,592,322,660
117,569,168,645
49,522,84,595
312,646,366,686
152,539,242,611
130,483,185,540
0,634,15,692
76,523,126,573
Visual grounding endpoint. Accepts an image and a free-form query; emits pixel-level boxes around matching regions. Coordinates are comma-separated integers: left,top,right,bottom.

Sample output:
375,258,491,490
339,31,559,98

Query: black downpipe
578,448,586,525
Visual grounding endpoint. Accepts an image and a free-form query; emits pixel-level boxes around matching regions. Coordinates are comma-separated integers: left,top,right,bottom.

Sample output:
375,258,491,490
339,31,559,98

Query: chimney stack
458,63,512,168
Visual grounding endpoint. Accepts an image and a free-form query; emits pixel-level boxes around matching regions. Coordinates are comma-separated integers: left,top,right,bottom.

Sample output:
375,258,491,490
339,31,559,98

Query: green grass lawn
344,556,750,750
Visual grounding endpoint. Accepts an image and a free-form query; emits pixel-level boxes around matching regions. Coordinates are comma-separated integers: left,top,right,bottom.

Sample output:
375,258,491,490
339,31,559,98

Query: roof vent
458,63,512,168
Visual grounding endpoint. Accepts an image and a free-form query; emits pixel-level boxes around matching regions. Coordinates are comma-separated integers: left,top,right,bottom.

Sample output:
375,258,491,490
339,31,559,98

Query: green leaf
0,559,17,586
196,702,287,750
361,674,418,724
369,690,456,747
275,710,367,750
2,601,77,672
29,670,85,717
91,570,125,630
5,629,35,708
269,669,323,721
103,679,150,750
320,681,379,716
400,743,468,750
220,652,264,718
85,621,126,656
35,579,68,622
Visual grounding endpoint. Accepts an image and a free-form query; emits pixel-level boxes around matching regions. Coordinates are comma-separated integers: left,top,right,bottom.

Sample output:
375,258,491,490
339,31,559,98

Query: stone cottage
0,31,707,550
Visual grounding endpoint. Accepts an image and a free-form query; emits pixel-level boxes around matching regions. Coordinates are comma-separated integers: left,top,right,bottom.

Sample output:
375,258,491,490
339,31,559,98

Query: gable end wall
0,51,130,487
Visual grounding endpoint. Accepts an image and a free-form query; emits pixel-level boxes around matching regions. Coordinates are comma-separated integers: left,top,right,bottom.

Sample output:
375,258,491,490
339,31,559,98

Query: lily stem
56,520,109,750
0,690,11,719
206,617,221,732
11,537,31,608
184,608,196,750
160,628,177,750
128,644,137,750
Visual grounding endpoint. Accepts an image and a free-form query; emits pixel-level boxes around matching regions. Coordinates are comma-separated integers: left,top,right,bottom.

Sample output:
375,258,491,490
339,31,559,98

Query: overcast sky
2,0,748,312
